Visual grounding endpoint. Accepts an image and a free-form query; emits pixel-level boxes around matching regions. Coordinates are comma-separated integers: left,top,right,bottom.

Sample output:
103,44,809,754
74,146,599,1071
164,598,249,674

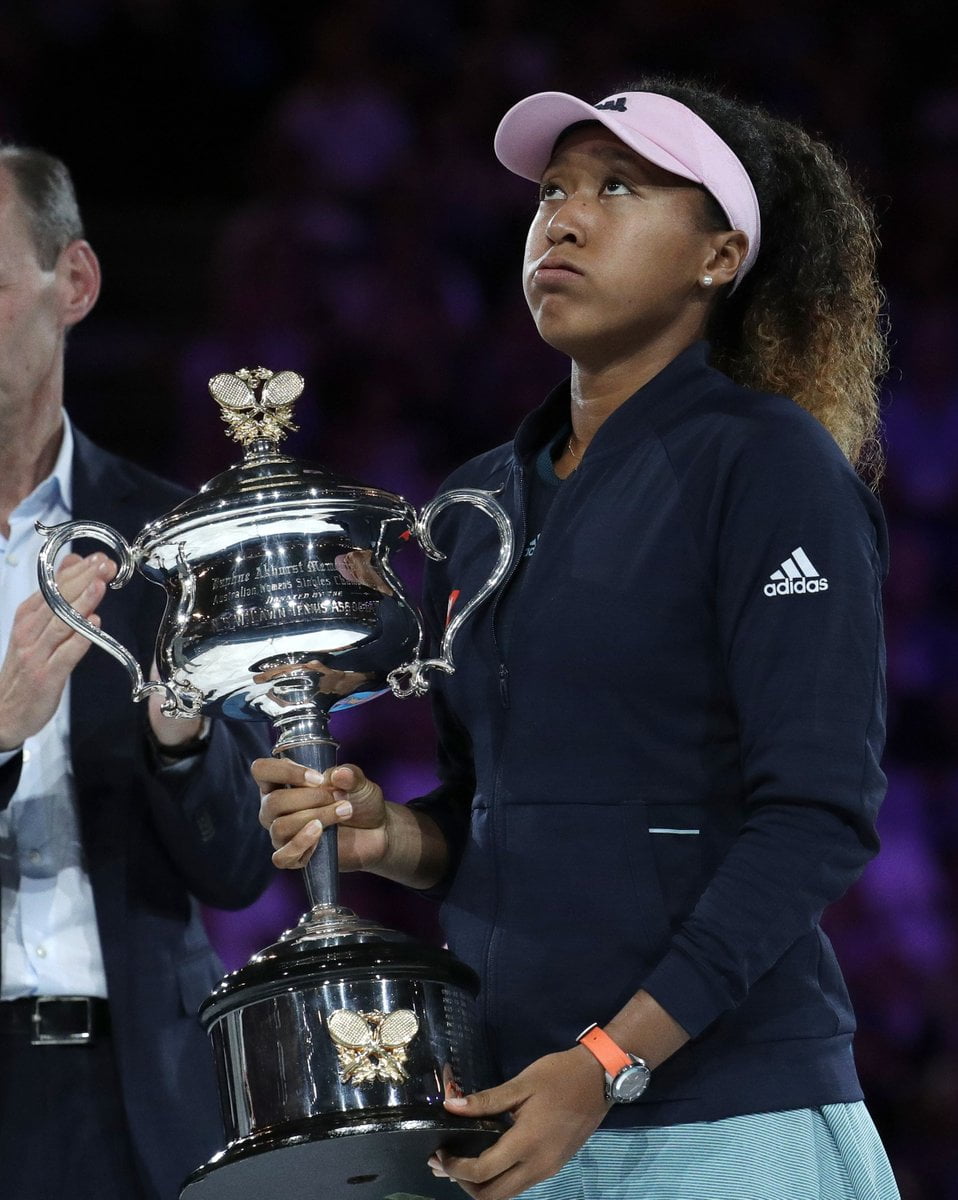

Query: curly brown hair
623,77,887,485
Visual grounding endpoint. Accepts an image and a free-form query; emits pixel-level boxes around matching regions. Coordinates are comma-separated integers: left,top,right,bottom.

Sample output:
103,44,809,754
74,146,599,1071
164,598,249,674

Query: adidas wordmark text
764,547,829,597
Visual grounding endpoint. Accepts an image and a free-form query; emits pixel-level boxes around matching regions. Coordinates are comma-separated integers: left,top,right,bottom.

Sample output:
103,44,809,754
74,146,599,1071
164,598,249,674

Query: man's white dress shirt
0,418,108,998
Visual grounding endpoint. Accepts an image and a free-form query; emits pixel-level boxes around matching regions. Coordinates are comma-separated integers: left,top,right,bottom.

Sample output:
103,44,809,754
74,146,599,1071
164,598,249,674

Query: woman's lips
532,260,584,285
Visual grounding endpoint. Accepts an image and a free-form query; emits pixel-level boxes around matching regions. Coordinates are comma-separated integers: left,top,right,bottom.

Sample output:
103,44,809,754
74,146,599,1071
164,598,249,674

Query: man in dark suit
0,143,273,1199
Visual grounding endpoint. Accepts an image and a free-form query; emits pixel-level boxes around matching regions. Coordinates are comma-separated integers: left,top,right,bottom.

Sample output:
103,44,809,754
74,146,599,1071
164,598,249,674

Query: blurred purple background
3,2,956,1194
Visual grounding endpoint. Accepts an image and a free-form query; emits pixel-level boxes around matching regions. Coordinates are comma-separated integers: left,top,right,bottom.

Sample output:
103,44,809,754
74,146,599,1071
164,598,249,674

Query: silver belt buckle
30,996,94,1045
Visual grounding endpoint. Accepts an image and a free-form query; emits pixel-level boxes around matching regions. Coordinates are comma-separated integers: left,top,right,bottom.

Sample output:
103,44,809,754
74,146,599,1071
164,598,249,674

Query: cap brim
494,91,703,188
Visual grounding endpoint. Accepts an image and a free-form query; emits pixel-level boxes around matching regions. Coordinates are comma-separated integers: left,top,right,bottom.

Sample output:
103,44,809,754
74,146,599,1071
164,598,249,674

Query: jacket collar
513,341,723,464
70,424,140,535
67,427,144,767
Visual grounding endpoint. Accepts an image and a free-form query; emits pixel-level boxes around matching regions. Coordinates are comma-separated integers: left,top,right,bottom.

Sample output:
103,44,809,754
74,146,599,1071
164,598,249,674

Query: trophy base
180,1115,502,1200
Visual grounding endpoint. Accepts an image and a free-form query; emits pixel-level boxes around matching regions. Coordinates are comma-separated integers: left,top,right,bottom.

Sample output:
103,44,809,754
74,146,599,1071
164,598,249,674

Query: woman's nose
545,201,586,245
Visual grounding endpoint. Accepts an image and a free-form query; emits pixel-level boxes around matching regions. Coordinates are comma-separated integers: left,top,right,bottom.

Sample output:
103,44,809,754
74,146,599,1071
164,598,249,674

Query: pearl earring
701,275,713,287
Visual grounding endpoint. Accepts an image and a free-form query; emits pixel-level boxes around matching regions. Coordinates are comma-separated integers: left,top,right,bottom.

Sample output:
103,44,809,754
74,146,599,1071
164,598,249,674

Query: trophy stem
269,678,341,914
280,737,340,912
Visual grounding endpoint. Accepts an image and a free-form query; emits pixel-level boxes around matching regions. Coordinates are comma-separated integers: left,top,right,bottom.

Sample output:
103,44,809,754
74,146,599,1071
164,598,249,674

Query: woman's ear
704,230,749,289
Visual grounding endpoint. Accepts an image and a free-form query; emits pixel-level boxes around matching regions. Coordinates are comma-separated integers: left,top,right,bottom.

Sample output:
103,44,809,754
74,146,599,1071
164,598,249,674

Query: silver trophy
38,368,514,1200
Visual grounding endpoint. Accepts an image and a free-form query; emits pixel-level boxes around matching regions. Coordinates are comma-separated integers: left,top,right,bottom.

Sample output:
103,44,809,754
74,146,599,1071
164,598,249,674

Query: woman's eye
539,183,566,202
603,179,631,195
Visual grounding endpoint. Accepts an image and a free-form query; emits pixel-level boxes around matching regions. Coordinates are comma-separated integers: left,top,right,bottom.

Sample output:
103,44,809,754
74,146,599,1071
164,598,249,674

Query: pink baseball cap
494,90,761,286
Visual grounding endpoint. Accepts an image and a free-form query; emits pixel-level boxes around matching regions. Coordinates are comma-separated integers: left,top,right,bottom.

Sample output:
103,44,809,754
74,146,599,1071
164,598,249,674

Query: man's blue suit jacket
2,427,274,1200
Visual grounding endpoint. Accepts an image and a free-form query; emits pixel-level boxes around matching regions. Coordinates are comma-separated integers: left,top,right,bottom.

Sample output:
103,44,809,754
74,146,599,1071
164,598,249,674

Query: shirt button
36,946,47,958
22,748,31,763
28,850,41,864
6,554,18,566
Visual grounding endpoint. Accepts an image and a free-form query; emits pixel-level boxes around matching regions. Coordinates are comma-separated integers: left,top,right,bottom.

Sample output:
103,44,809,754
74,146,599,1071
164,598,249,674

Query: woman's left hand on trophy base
428,1046,611,1200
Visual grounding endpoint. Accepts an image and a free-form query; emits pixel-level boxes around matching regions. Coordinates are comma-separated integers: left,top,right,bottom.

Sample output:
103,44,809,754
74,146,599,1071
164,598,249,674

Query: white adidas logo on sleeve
763,547,829,596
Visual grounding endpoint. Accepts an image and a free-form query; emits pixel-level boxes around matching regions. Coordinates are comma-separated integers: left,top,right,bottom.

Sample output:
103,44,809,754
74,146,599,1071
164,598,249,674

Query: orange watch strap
576,1024,632,1076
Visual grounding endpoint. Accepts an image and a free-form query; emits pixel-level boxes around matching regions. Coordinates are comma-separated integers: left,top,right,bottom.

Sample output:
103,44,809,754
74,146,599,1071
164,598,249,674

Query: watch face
609,1063,651,1103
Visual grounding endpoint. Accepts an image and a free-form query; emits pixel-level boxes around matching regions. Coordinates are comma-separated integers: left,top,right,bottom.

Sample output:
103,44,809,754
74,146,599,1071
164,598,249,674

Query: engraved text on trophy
195,544,391,637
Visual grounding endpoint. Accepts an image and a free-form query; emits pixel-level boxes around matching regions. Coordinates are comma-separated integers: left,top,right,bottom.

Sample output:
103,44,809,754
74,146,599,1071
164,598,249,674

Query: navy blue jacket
411,343,887,1127
1,429,273,1198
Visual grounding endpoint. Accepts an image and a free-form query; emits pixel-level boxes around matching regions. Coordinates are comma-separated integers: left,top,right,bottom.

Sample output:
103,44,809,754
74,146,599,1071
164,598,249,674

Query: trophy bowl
37,369,514,1200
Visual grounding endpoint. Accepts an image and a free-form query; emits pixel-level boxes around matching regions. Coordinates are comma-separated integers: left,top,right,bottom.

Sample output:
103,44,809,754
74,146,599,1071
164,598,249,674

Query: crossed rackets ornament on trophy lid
38,367,514,1200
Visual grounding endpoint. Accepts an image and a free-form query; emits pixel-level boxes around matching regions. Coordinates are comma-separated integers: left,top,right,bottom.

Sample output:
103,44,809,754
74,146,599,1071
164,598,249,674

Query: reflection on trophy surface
37,367,515,1200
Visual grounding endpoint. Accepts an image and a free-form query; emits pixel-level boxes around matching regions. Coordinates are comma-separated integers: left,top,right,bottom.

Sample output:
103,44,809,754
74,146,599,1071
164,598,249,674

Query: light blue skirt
520,1103,900,1200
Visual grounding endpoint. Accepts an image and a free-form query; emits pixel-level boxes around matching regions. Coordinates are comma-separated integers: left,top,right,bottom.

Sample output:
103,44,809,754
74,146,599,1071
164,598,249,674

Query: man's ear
704,230,749,288
56,239,101,329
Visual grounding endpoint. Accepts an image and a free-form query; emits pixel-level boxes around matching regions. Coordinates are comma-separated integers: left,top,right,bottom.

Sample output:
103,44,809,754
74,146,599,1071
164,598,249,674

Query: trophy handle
36,520,204,719
388,488,514,698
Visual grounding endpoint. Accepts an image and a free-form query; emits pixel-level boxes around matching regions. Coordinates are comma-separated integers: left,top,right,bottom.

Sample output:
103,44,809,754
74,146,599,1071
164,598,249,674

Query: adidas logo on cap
763,547,829,597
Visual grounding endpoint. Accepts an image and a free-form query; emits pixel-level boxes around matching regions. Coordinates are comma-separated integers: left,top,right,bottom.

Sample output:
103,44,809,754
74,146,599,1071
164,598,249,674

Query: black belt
0,996,111,1044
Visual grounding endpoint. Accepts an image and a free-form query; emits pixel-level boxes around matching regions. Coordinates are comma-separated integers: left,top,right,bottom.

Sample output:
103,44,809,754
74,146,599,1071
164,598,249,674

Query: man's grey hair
0,142,84,269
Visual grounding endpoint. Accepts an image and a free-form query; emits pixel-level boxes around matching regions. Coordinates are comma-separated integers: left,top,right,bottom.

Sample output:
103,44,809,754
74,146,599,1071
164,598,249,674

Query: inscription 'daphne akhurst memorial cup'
37,368,515,1200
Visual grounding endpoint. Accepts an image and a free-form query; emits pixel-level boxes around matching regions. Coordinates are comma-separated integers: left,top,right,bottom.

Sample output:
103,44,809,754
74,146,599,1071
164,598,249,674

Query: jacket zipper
490,462,527,710
480,461,526,1060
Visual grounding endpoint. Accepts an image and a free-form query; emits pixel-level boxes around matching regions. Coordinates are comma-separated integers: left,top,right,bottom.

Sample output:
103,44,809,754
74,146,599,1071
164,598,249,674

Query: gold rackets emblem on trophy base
327,1008,421,1086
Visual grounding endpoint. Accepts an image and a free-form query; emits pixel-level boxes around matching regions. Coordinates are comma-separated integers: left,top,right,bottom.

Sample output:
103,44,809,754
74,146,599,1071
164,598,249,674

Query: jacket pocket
471,802,674,1078
644,802,709,929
